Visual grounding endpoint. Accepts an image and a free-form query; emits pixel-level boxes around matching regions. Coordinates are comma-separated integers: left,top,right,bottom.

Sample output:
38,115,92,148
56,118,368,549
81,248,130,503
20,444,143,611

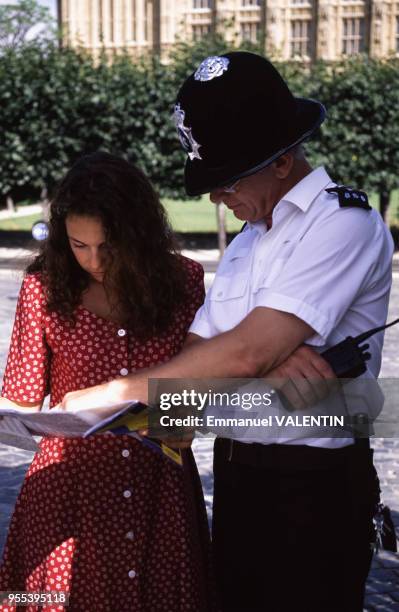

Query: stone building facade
58,0,399,61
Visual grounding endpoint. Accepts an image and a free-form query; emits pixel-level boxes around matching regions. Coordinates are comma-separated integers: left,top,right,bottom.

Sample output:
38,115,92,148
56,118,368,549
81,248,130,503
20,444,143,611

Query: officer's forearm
106,307,314,403
107,328,254,403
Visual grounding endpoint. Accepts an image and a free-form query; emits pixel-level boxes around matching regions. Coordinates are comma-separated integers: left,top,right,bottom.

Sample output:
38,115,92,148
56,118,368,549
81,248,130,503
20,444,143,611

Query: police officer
60,52,394,611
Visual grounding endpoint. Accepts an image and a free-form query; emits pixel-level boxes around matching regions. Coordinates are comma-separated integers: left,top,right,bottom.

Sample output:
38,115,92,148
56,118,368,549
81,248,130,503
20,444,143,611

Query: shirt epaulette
325,186,371,210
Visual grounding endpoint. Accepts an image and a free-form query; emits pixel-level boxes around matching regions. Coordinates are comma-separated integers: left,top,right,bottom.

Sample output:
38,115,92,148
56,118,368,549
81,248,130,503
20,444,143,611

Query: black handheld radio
276,318,399,553
277,318,399,412
319,318,399,378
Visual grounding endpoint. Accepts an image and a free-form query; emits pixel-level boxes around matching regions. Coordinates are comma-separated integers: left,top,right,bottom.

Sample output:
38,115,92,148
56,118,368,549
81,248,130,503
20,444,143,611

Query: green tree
0,0,54,50
1,37,398,228
302,57,399,221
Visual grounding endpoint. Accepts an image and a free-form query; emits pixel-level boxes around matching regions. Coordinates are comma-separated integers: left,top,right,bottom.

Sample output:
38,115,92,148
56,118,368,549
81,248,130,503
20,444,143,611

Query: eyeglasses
222,179,240,194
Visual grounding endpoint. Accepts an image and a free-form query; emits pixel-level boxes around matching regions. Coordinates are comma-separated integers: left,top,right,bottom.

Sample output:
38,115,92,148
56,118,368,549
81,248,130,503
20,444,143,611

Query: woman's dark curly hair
27,152,188,339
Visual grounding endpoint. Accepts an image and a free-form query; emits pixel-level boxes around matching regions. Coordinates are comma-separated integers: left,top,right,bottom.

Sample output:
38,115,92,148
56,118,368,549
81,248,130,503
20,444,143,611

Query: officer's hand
162,435,194,449
267,345,338,410
138,428,195,449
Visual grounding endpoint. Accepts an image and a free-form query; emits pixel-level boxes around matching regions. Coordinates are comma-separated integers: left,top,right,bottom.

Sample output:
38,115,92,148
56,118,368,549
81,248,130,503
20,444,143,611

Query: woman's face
65,214,108,283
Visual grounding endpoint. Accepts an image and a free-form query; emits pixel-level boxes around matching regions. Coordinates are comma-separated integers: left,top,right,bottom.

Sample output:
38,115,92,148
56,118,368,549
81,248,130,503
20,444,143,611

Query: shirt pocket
208,273,249,332
210,273,248,302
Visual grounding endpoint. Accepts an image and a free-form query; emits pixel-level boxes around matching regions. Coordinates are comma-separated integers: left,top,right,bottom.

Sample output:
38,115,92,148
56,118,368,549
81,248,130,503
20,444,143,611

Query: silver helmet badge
173,103,202,161
194,56,230,82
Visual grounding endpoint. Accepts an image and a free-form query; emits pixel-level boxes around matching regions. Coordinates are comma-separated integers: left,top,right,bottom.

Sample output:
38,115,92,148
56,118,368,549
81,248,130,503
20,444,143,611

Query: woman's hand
54,386,107,412
54,382,129,415
267,345,339,410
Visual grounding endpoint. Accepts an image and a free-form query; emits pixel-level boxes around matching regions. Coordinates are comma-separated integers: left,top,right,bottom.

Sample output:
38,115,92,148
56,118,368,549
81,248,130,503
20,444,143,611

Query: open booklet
0,401,182,466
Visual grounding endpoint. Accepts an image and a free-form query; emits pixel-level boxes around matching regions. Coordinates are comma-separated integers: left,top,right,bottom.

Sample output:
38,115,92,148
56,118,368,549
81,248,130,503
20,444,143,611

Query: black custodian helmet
174,52,326,196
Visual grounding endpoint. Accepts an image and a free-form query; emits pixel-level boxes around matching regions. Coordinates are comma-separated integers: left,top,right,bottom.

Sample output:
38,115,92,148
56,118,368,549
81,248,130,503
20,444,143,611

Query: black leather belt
215,437,356,471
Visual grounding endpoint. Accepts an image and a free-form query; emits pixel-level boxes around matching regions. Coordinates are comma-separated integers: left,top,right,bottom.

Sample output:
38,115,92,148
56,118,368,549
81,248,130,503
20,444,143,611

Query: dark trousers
212,438,376,612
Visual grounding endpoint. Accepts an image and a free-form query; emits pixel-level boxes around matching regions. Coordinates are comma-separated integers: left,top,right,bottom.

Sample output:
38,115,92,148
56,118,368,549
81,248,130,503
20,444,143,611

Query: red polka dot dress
0,258,216,612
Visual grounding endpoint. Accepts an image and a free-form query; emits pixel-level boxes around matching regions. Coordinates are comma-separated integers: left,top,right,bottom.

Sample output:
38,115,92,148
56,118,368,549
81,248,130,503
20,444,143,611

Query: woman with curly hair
0,152,215,611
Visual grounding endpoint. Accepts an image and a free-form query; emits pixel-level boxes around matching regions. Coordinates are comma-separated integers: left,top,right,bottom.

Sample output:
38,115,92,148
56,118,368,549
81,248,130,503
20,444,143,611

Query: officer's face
209,159,289,225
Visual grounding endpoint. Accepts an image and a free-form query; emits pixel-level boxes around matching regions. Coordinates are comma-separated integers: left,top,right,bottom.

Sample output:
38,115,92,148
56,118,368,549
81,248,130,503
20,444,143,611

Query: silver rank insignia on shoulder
173,103,202,161
194,56,230,82
325,186,371,210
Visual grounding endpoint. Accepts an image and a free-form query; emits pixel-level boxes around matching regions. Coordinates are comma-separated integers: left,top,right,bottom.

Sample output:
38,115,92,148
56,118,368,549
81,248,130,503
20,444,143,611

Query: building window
98,0,104,41
143,0,148,41
241,0,261,6
131,0,136,41
192,24,211,40
193,0,211,8
109,0,114,43
342,17,365,54
78,0,90,42
290,20,311,57
240,21,260,42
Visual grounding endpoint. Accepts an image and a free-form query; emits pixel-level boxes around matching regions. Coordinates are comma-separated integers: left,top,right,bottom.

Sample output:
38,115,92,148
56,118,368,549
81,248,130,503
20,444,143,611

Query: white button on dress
126,531,134,541
123,490,132,499
128,570,136,579
122,449,130,458
120,368,128,376
118,329,127,337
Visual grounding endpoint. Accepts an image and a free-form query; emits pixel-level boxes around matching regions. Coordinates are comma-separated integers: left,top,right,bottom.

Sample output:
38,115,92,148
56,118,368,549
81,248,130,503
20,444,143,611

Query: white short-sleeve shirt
189,166,394,448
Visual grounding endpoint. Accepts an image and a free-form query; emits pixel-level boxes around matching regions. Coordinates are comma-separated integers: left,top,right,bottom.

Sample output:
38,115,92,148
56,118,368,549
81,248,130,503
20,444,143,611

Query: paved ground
0,261,398,610
0,203,43,220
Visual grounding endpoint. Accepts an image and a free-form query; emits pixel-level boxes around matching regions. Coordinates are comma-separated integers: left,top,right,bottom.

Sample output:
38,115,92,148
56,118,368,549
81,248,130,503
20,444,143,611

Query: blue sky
36,0,57,18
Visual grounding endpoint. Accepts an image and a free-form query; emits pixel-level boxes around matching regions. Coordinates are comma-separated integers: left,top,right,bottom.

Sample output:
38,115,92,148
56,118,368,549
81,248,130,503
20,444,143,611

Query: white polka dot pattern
0,258,216,611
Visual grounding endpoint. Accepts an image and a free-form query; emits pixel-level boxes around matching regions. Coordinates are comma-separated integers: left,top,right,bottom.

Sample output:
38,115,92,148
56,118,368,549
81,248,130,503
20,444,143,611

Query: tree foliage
304,58,399,219
0,0,54,50
0,34,263,201
272,57,399,219
0,36,398,221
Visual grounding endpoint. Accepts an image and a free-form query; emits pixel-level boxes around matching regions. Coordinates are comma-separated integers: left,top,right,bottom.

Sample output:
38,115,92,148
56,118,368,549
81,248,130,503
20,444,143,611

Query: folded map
0,401,182,465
